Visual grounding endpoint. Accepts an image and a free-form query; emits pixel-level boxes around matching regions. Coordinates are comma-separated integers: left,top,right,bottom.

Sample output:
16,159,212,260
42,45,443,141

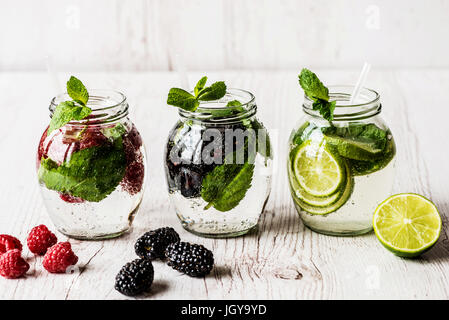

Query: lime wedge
292,141,345,197
373,193,441,258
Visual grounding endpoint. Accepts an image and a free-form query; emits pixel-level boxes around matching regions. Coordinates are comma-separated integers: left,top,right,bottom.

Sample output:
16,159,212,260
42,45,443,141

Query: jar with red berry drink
37,82,146,240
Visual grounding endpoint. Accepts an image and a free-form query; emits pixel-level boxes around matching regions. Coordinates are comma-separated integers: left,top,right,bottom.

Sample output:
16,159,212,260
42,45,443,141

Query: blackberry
135,227,180,260
165,242,214,277
114,259,154,296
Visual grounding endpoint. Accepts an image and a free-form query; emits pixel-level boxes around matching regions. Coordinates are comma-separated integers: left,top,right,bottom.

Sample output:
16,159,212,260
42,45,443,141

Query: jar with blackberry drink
287,69,396,235
164,77,273,237
37,77,146,239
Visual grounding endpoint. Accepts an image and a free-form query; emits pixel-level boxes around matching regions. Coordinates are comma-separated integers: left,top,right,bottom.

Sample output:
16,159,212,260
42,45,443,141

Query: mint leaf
325,123,387,151
197,81,227,101
67,76,89,106
194,76,208,97
48,76,92,135
226,100,242,107
299,68,336,122
250,119,272,159
312,99,336,121
48,101,92,135
299,68,329,101
167,77,228,112
209,100,244,118
38,140,126,202
201,162,254,212
167,88,199,111
102,123,126,140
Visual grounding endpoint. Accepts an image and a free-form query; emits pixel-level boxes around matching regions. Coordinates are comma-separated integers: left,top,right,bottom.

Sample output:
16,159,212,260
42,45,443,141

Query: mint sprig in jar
287,69,396,236
164,77,273,238
37,77,146,239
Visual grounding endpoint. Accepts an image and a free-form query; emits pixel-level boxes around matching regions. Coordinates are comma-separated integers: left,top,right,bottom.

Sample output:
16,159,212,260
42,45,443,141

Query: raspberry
0,235,22,255
37,126,49,170
78,128,108,150
59,193,85,204
27,225,58,255
120,136,145,195
127,124,143,149
0,249,29,279
43,242,78,273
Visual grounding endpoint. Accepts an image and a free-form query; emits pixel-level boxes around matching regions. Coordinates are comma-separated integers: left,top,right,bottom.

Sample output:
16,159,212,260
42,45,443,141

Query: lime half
373,193,441,258
292,141,344,197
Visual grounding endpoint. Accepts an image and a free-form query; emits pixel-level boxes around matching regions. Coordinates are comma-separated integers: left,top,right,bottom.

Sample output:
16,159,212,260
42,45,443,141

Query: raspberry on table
0,235,22,255
27,225,58,255
0,249,29,279
43,242,78,273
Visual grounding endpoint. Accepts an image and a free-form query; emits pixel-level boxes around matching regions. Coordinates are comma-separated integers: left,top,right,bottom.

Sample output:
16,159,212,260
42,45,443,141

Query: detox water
288,82,396,236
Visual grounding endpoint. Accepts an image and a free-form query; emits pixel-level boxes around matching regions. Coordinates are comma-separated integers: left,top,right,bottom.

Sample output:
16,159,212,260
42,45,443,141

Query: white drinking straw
45,55,63,95
350,62,371,104
173,52,189,90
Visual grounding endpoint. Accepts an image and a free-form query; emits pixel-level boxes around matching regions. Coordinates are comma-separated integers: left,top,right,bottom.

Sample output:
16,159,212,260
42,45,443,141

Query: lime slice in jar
291,141,345,197
373,193,441,258
291,160,354,215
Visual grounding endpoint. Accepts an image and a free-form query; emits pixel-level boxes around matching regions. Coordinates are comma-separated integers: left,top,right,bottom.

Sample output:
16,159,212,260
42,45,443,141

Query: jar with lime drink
287,69,396,235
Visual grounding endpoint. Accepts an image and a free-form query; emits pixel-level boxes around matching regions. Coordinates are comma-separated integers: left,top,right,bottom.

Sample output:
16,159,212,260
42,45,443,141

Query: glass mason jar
36,90,146,240
287,86,396,236
164,89,273,238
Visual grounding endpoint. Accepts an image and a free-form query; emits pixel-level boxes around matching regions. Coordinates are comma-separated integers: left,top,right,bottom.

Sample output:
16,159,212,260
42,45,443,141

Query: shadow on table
211,265,232,280
243,206,302,239
142,280,170,298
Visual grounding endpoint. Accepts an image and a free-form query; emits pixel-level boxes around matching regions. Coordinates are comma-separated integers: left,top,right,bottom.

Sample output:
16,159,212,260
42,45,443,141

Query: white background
1,0,449,71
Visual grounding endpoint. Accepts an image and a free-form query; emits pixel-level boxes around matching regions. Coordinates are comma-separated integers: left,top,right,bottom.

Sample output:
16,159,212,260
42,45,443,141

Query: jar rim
178,88,257,123
303,85,380,107
50,89,127,111
49,89,129,125
303,85,381,121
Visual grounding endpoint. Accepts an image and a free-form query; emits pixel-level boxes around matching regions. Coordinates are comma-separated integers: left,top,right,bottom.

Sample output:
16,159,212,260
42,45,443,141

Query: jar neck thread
49,90,129,125
302,85,381,121
178,88,257,124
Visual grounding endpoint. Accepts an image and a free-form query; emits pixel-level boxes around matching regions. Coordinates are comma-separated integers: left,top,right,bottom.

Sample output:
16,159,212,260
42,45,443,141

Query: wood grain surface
0,69,447,299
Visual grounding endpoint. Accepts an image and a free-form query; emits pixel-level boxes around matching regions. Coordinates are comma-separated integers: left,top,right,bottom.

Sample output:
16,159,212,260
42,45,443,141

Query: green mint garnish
167,76,227,112
194,76,208,97
299,68,336,122
167,88,199,112
67,76,89,106
48,76,92,135
196,81,226,101
48,101,91,135
101,123,127,140
38,140,126,202
201,162,254,212
226,100,242,107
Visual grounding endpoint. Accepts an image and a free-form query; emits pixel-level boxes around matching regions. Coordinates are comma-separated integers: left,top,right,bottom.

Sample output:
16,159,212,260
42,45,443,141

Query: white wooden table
0,70,448,299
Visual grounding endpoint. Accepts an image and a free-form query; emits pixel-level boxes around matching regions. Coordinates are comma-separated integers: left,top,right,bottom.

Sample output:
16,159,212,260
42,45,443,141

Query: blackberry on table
135,227,180,260
165,242,214,277
114,259,154,296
